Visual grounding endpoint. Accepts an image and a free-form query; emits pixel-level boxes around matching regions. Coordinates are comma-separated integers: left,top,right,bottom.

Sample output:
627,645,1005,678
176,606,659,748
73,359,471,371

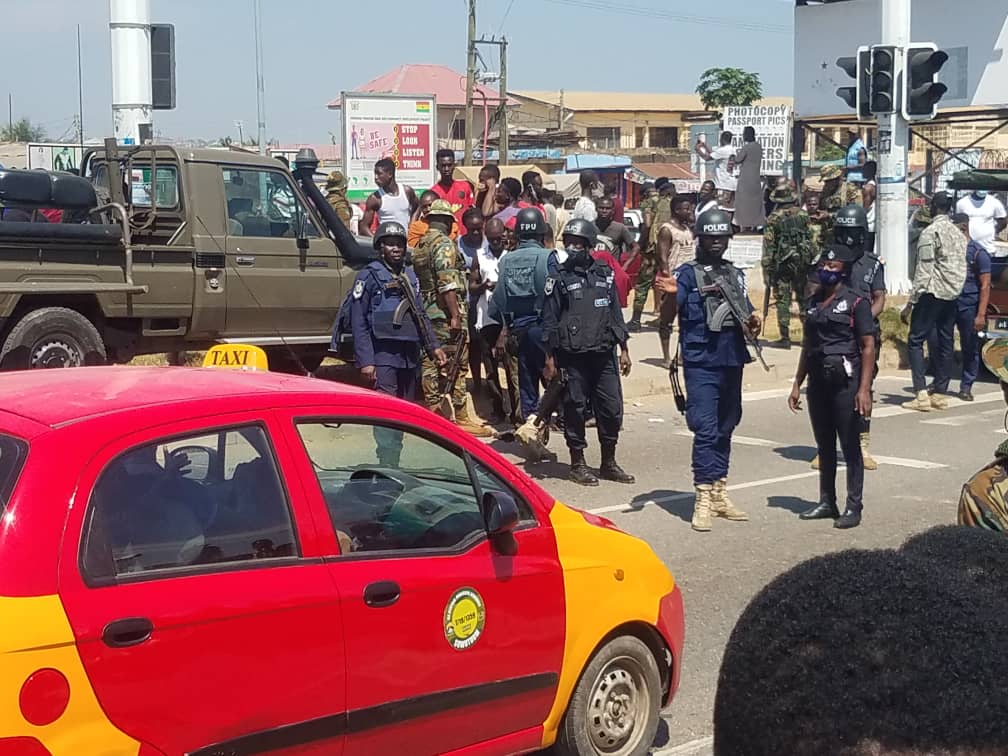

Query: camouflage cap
770,182,799,205
982,339,1008,385
820,164,843,181
427,199,456,223
325,170,347,190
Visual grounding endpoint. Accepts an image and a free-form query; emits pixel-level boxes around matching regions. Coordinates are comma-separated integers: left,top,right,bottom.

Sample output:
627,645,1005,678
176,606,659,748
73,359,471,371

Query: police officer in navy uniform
658,208,760,532
351,221,447,464
789,243,876,529
543,219,634,487
489,207,551,422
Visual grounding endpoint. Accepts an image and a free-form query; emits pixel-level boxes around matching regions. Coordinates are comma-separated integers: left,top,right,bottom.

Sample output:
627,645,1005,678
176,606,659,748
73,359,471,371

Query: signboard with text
341,92,437,202
723,105,792,176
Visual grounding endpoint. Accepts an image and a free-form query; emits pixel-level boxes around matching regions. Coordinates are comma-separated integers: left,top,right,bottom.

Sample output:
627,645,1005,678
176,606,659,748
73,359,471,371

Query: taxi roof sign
203,345,269,371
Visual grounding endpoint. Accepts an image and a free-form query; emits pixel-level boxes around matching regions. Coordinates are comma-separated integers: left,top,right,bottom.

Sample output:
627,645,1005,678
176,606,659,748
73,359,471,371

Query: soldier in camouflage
819,164,845,228
628,178,673,331
762,181,815,349
804,191,830,262
412,200,493,437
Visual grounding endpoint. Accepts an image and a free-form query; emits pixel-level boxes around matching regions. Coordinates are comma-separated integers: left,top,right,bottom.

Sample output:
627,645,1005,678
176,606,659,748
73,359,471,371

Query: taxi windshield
0,434,27,515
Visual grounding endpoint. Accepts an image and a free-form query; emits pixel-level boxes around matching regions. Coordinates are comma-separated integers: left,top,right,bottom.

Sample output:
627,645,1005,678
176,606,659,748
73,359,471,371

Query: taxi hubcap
587,656,649,754
32,339,81,368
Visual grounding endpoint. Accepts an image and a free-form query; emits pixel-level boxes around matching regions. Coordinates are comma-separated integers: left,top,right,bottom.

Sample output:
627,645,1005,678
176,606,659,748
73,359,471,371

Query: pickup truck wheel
1,307,106,370
264,347,323,375
554,636,662,756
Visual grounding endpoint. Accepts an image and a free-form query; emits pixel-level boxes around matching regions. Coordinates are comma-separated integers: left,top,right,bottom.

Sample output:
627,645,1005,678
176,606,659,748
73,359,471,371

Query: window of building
587,127,621,150
82,425,297,580
649,127,680,149
221,167,320,239
295,421,534,555
450,117,467,141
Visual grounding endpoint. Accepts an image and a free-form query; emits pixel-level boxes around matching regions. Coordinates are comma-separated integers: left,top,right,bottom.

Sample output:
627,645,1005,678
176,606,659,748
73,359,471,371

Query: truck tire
1,307,107,370
554,635,663,756
264,346,324,375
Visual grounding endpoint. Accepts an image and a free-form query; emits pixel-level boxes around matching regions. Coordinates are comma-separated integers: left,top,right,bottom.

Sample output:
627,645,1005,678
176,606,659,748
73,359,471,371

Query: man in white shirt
696,132,737,214
571,169,604,223
955,190,1007,254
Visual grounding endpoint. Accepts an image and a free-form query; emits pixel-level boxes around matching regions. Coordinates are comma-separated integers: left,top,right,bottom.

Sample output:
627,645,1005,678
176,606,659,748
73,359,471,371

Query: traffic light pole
877,0,912,293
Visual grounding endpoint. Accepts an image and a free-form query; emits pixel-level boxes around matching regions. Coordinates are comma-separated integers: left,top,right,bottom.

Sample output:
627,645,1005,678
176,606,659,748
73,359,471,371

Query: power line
540,0,791,34
497,0,516,34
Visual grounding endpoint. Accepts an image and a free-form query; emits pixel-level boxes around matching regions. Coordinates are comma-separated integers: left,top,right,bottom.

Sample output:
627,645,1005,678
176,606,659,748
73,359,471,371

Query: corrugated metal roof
328,64,516,109
512,91,794,113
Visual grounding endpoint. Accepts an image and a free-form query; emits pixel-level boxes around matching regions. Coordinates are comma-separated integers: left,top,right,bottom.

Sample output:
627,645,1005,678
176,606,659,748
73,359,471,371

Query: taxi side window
82,425,298,582
296,421,532,555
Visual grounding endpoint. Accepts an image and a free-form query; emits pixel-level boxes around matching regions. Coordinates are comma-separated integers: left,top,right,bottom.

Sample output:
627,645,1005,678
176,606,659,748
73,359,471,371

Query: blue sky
0,0,795,144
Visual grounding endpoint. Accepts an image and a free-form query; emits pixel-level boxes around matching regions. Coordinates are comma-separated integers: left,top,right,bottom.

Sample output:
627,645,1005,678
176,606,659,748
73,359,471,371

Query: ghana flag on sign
416,101,431,113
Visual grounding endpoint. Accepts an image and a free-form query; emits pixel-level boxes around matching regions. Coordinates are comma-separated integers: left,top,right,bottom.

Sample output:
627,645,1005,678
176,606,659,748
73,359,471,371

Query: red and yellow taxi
0,364,683,756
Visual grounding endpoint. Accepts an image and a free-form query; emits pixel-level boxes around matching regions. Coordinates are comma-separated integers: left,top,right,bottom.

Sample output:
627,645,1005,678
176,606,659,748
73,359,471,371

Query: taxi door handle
363,581,400,608
102,617,154,648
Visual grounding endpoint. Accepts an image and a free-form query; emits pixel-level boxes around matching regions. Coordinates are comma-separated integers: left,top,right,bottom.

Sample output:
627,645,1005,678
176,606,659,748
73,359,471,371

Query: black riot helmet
561,218,598,249
833,204,868,249
515,207,547,241
373,220,407,250
695,208,735,238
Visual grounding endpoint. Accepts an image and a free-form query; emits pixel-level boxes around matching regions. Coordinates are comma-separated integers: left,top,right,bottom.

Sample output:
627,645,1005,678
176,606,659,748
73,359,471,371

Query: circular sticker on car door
444,587,486,651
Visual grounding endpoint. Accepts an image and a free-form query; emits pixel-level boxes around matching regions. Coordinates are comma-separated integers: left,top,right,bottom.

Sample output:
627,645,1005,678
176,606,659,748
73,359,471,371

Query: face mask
817,268,842,287
974,191,988,200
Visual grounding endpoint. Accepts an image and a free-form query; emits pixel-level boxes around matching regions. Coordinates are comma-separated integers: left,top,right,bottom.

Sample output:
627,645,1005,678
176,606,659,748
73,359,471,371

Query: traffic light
869,45,896,114
836,46,871,119
151,24,176,111
903,43,948,120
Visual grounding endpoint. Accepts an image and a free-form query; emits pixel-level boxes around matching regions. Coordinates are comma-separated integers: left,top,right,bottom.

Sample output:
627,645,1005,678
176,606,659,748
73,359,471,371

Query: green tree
815,140,845,162
0,117,46,142
695,68,763,112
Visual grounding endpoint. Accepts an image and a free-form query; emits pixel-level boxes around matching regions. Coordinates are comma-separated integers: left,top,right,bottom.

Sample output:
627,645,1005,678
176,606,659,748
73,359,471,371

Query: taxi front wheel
555,635,662,756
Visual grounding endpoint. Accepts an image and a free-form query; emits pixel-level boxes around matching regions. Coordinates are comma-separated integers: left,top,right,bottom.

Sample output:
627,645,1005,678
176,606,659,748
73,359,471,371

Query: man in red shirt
431,149,475,235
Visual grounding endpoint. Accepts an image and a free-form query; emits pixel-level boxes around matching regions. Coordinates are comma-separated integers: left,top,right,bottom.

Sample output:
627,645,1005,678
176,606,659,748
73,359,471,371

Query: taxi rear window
0,435,27,514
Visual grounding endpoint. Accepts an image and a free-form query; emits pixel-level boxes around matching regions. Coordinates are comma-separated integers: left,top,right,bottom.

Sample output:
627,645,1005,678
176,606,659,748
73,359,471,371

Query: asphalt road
494,371,1002,755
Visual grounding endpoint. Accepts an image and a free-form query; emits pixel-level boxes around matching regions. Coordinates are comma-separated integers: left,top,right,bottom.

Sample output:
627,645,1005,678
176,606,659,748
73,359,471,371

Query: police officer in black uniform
789,243,876,529
543,219,634,486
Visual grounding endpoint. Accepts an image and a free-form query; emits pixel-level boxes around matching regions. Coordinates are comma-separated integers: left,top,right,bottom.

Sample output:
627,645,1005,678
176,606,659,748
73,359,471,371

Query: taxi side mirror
483,490,519,556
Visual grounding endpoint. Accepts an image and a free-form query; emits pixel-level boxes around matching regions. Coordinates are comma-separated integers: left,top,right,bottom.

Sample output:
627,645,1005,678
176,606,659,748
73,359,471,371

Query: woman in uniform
788,244,875,529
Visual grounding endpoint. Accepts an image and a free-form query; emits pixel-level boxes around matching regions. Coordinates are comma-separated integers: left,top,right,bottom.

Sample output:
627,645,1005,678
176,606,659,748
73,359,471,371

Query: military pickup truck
0,142,374,371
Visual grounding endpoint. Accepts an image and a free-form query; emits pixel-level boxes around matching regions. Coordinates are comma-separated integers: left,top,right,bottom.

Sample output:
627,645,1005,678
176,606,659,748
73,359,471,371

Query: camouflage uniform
632,194,671,322
807,211,830,261
762,201,814,341
324,171,353,228
412,226,470,415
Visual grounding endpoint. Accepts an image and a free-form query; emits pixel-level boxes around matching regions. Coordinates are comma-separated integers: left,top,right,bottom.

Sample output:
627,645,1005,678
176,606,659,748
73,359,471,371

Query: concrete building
509,91,793,154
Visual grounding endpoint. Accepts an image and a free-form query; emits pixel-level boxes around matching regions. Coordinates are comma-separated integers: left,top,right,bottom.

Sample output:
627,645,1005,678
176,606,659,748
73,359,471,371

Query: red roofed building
328,64,517,152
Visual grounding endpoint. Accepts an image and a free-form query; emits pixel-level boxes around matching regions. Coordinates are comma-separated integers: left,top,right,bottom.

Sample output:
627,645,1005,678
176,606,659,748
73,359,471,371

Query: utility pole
498,37,509,165
253,0,267,155
463,0,477,166
7,94,12,136
235,120,245,146
77,24,85,148
109,0,153,144
877,0,911,292
558,89,565,130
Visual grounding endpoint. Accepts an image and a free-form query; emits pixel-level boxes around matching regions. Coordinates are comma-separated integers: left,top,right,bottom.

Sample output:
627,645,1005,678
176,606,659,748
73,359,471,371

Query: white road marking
741,387,791,402
672,429,777,447
921,416,976,426
874,391,1003,418
654,735,714,756
870,455,947,470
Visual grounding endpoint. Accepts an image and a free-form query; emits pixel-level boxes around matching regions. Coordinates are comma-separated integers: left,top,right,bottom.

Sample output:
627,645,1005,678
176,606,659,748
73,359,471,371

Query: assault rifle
390,273,438,361
701,270,771,372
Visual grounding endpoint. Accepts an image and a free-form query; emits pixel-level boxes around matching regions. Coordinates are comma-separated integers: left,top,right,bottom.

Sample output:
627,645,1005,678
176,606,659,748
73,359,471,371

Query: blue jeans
373,365,418,465
515,325,546,418
684,365,744,485
957,300,981,391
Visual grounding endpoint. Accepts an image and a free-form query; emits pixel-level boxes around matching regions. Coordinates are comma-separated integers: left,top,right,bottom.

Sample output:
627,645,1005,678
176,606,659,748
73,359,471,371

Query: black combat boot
599,443,635,484
627,318,642,333
800,499,840,520
834,508,862,529
569,449,599,487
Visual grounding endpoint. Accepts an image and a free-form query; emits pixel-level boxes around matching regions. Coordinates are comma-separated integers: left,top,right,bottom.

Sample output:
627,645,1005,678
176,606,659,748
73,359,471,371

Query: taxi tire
1,306,106,370
555,635,662,756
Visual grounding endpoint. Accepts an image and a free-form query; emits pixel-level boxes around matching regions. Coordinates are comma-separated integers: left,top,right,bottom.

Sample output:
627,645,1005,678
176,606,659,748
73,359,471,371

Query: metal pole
253,0,267,155
499,37,509,165
77,24,85,149
878,0,911,293
463,0,477,166
8,93,12,135
109,0,153,144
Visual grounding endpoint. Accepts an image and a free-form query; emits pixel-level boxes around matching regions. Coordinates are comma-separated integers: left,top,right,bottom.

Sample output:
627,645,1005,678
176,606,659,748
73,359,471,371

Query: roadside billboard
27,143,84,172
341,92,437,202
723,106,792,176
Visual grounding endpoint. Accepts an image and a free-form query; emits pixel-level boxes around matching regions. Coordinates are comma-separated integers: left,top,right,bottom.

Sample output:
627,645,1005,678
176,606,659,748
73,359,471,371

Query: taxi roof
0,366,373,430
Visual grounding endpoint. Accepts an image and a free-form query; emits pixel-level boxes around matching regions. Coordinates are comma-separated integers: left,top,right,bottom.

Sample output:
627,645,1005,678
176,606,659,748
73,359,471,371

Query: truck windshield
0,435,27,516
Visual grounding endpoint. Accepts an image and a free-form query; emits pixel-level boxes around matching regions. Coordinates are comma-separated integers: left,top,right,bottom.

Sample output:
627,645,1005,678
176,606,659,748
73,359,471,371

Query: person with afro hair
714,525,1008,756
